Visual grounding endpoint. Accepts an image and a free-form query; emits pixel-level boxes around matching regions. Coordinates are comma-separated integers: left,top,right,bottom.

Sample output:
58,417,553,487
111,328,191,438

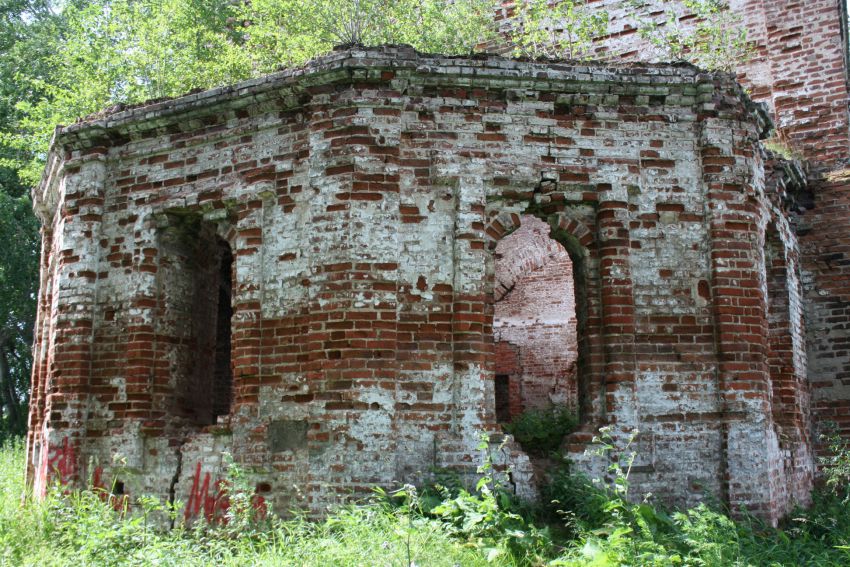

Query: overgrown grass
0,441,492,566
1,436,849,566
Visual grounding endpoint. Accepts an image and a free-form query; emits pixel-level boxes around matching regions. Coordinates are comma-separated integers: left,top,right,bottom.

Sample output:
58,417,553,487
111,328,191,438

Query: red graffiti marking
36,443,128,510
91,466,129,512
34,437,80,498
45,437,77,486
91,466,105,492
183,461,267,523
34,436,72,496
184,462,225,522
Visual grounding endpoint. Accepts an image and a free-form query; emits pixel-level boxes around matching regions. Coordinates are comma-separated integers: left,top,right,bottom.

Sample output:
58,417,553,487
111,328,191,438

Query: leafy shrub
819,426,850,503
0,440,495,566
541,466,610,530
427,483,553,564
624,0,755,71
545,427,850,566
379,434,555,564
512,0,609,60
503,405,578,455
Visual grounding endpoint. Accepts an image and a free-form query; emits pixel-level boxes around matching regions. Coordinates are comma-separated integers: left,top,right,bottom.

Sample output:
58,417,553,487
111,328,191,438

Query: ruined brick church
25,0,850,525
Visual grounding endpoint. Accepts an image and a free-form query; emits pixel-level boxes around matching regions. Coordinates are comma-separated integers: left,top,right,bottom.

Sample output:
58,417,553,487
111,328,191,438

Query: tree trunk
0,336,22,433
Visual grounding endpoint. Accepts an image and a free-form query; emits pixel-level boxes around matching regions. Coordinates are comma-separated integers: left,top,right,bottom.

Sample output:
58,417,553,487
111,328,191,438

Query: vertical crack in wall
167,445,183,530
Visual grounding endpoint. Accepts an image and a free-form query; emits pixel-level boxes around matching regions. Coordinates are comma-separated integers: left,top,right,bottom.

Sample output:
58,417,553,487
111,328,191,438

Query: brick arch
550,213,595,250
494,218,567,301
216,224,239,251
484,209,596,323
484,212,522,249
484,210,595,251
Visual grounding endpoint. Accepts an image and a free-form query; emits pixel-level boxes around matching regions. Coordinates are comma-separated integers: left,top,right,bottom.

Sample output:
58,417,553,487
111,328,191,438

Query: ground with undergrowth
1,434,849,567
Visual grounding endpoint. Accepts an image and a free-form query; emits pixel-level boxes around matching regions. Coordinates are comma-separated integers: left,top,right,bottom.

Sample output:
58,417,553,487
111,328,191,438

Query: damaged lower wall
26,46,813,525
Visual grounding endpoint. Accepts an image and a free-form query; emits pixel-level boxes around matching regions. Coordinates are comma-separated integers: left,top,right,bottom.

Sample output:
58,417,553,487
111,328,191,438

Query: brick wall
493,0,850,165
491,0,850,504
798,170,850,444
26,46,810,524
735,0,850,165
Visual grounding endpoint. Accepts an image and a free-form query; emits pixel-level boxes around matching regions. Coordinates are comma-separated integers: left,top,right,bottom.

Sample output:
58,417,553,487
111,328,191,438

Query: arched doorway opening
493,215,579,423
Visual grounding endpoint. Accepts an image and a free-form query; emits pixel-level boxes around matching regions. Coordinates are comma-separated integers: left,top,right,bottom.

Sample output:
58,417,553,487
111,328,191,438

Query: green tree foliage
0,0,63,194
0,193,38,437
8,0,256,185
0,0,56,439
239,0,495,72
4,0,495,185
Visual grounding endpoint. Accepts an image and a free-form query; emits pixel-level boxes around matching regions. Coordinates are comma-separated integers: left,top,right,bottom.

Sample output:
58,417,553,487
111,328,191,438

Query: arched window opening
493,215,579,422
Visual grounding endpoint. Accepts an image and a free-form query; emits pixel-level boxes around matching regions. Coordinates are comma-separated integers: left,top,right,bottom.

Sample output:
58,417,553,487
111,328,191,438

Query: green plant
546,427,684,565
541,465,610,531
588,425,639,501
0,441,497,566
763,137,803,162
625,0,754,71
218,452,269,537
503,405,578,455
818,426,850,503
426,433,553,563
512,0,608,60
6,438,850,565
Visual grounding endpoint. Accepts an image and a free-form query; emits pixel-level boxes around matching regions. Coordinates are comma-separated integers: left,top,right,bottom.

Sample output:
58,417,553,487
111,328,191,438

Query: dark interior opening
212,238,233,421
764,226,797,428
162,214,235,427
495,374,511,424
